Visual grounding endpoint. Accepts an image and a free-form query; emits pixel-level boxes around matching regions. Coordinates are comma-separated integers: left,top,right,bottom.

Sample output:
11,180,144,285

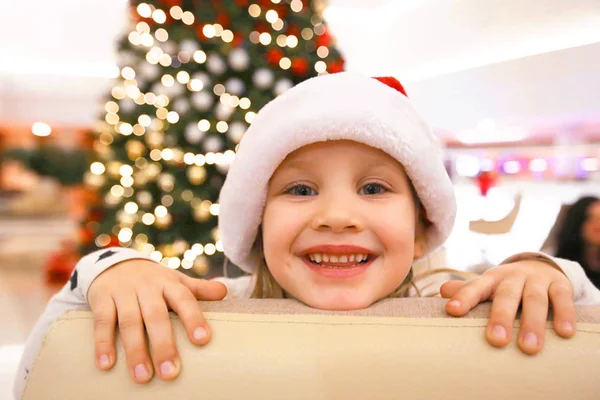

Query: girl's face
583,201,600,246
262,140,425,310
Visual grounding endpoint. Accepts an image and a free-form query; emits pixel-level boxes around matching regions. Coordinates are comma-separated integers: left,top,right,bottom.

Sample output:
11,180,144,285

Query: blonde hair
245,180,472,299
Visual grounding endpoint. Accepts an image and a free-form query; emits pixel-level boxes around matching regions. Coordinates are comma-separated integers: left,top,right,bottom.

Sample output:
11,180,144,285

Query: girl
554,196,600,288
14,72,600,398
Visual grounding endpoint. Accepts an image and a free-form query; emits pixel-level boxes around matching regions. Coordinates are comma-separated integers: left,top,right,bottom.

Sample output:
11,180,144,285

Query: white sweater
13,248,600,399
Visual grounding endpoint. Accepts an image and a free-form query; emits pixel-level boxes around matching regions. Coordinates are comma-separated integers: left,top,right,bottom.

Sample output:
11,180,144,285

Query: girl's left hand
440,260,576,354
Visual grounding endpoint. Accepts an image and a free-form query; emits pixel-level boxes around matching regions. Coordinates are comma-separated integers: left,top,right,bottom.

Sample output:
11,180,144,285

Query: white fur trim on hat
219,71,456,273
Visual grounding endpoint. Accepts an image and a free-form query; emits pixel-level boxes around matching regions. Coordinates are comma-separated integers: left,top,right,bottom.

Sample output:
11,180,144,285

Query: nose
310,193,364,233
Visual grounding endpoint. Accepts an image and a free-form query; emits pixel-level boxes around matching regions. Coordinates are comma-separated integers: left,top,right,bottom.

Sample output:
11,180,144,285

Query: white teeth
307,253,370,264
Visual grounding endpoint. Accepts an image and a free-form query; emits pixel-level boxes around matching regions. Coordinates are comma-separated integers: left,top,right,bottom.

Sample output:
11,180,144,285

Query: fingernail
523,333,538,348
134,363,149,380
160,361,175,377
448,300,461,308
491,325,507,341
98,354,110,368
562,322,574,334
193,327,207,341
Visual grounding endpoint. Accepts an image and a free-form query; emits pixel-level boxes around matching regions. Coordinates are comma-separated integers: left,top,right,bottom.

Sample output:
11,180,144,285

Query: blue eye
360,183,388,195
286,184,317,196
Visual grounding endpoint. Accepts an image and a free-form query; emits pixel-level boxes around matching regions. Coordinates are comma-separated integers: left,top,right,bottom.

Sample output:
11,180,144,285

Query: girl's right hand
87,259,227,384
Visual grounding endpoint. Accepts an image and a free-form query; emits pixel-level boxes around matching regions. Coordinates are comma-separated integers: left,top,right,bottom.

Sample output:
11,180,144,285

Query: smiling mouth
305,253,373,268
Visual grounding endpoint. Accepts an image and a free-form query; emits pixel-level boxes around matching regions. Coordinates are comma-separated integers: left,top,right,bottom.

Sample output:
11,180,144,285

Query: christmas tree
81,0,345,278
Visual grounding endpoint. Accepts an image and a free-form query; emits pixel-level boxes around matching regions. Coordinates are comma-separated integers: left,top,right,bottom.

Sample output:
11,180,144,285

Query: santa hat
219,71,456,273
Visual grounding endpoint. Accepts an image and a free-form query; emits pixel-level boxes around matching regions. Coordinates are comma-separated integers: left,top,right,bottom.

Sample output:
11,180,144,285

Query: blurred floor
0,218,73,399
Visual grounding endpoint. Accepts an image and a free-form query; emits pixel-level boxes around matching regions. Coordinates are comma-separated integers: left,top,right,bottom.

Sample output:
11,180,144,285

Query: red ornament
256,22,270,33
235,0,249,6
157,0,182,7
291,57,309,75
316,31,332,48
45,240,79,285
216,12,230,28
79,227,94,245
476,171,497,196
233,32,245,47
328,59,345,73
258,0,272,6
267,48,284,65
108,235,121,248
287,24,300,37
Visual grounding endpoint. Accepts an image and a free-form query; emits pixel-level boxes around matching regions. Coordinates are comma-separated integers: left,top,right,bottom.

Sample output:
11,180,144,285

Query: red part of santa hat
373,76,408,97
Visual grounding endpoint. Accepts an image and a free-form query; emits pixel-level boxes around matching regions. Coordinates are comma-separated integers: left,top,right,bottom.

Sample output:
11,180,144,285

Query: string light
121,176,134,187
245,111,256,123
142,213,156,225
159,53,172,66
166,111,180,124
96,234,111,248
249,31,260,44
182,11,195,25
315,61,327,73
209,204,220,216
204,244,216,255
213,84,226,95
111,185,125,197
150,149,162,161
168,258,181,269
184,153,196,165
248,4,261,17
120,165,133,176
150,251,163,262
272,19,284,31
32,122,52,137
213,24,224,37
137,3,152,18
155,205,168,218
301,28,314,40
133,124,145,136
193,50,207,63
136,22,151,34
286,35,298,48
155,28,169,42
169,6,183,19
128,32,142,45
176,71,190,84
291,0,303,12
239,98,251,109
162,195,174,207
119,123,133,136
161,148,174,161
90,162,106,175
216,121,228,133
118,228,133,242
195,154,206,166
138,114,151,126
276,34,287,47
152,9,167,24
140,33,154,47
317,46,329,58
216,241,224,252
279,57,291,69
203,25,216,38
222,30,234,43
259,32,272,45
124,202,139,214
105,101,119,113
192,243,204,255
265,10,278,23
188,79,203,91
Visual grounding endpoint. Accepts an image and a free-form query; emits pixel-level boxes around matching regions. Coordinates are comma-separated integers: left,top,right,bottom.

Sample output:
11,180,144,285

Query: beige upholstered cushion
22,298,600,399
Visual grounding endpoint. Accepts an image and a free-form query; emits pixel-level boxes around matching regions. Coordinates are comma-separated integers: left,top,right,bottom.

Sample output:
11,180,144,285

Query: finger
137,285,181,381
485,277,526,348
548,280,576,338
90,293,118,371
113,290,153,384
518,280,550,355
440,281,466,298
180,275,227,300
164,282,212,345
445,273,497,317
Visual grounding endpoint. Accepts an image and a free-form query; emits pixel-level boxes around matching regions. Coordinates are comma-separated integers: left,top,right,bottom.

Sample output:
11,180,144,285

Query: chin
298,291,379,311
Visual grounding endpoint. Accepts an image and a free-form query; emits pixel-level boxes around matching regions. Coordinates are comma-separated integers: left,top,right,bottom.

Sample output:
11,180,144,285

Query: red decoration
316,31,332,48
108,235,121,248
157,0,182,7
256,22,270,33
291,57,309,75
287,24,300,37
267,48,284,65
216,12,230,28
328,59,345,74
79,227,94,246
235,0,250,6
45,240,79,285
373,77,408,97
196,24,209,41
476,171,497,196
233,32,245,47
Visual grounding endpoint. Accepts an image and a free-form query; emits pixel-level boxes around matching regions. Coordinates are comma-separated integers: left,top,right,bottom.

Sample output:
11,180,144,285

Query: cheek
262,201,305,266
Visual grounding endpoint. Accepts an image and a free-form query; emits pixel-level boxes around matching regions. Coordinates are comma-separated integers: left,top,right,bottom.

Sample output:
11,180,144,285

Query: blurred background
1,0,600,394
